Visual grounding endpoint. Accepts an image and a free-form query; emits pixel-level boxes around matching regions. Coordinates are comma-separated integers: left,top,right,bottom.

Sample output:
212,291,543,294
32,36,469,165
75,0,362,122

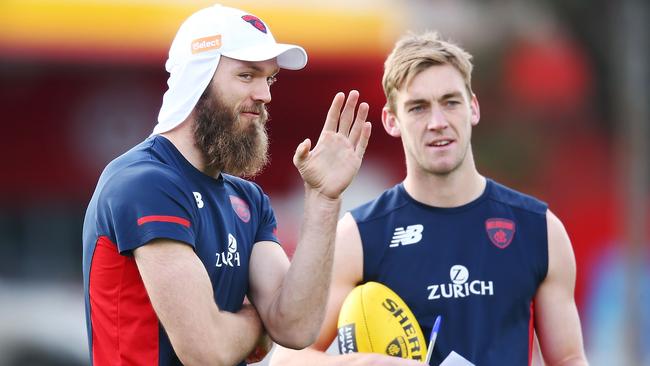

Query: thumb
293,138,311,167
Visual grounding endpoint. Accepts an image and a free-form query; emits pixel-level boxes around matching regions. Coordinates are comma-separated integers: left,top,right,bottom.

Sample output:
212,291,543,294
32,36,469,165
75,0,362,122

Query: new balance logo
389,224,424,247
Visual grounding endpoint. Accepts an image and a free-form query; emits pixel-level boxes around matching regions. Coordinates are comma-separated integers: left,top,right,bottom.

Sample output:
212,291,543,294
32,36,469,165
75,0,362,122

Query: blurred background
0,0,648,365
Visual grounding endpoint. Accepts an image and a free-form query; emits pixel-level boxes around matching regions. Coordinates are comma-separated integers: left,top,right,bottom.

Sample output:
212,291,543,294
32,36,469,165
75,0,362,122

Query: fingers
337,90,360,136
322,91,366,136
293,138,311,167
319,90,371,160
355,122,372,160
348,101,369,147
322,92,345,134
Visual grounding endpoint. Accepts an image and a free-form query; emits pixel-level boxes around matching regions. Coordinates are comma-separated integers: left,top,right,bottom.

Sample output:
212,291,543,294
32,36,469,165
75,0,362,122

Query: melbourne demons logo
485,218,515,249
241,15,267,33
229,195,251,223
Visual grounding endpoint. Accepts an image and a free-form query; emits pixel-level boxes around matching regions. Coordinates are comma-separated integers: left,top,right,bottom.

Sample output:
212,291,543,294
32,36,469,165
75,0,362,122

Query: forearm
541,330,588,366
268,187,341,347
202,306,263,365
547,356,589,366
272,346,417,366
135,242,263,366
272,348,361,366
174,304,263,366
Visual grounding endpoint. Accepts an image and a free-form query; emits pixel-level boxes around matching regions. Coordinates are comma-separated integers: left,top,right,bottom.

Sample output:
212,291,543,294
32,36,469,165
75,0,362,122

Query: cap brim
222,43,308,70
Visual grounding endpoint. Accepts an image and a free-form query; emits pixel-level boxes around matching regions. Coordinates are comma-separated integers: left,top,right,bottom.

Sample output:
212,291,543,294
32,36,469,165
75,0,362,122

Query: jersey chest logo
230,195,251,223
427,264,495,300
389,224,423,247
216,233,241,268
485,218,515,249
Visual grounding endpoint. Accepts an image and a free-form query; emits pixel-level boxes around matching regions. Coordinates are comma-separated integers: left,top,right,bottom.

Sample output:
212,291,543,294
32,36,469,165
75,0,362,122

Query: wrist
238,304,263,336
304,184,343,204
345,352,385,366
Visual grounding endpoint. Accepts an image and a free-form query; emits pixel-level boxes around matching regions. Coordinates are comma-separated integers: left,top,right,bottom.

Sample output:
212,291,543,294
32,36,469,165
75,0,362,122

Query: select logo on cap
191,35,222,54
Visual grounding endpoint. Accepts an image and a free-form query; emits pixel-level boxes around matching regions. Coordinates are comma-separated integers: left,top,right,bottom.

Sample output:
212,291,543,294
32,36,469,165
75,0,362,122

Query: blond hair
382,31,474,111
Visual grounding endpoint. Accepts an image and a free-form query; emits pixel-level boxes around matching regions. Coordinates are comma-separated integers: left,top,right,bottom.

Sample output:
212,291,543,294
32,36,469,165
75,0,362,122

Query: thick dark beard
193,87,269,177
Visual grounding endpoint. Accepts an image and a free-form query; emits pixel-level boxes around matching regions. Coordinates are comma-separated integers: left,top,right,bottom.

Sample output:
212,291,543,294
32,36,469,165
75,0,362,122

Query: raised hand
293,90,372,199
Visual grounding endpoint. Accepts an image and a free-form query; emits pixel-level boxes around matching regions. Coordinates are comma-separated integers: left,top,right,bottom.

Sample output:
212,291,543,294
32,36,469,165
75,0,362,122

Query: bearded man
81,4,371,366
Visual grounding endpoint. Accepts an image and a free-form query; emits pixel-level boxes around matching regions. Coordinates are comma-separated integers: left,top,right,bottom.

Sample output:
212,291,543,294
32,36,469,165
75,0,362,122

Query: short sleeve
98,163,197,254
255,191,279,244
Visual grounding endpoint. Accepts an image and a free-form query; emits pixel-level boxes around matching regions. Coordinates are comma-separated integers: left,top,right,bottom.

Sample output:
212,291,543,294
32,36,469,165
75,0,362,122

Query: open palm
293,90,372,199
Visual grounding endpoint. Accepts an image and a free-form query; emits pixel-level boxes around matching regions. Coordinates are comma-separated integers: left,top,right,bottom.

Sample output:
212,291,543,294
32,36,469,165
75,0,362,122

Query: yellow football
337,281,427,361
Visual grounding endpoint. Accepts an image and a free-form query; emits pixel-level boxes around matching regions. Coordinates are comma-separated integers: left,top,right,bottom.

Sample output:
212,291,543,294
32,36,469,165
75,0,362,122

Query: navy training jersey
351,180,548,366
82,135,279,365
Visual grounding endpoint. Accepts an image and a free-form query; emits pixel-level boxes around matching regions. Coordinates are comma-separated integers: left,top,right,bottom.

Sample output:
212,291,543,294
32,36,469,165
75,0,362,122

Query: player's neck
403,158,485,208
160,119,221,178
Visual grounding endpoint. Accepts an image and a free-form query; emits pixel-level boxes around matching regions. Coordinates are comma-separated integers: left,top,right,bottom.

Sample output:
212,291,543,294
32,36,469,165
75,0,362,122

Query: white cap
155,4,308,134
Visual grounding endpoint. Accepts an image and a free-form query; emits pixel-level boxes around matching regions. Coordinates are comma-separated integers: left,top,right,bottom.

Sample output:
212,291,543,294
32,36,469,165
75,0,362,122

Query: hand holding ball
337,282,427,361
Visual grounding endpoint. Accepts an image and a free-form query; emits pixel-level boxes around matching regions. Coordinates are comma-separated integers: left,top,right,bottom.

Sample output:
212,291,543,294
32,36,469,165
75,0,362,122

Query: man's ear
470,93,480,126
382,106,401,137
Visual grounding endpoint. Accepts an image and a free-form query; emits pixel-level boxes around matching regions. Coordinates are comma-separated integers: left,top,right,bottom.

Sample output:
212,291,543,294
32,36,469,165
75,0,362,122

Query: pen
425,315,442,365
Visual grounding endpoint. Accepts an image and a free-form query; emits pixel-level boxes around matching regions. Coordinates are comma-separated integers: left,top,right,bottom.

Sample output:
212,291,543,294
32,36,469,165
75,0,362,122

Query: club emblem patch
485,218,515,249
241,15,267,33
230,195,251,223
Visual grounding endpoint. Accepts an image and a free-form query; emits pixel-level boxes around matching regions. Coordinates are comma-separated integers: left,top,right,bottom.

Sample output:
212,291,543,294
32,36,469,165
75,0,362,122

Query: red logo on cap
242,15,267,34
